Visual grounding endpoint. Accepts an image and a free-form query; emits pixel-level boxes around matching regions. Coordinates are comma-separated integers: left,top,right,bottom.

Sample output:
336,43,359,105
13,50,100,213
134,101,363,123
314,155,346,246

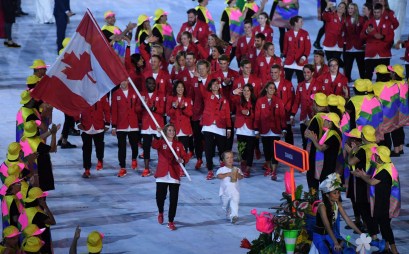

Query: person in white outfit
35,0,55,24
216,150,243,224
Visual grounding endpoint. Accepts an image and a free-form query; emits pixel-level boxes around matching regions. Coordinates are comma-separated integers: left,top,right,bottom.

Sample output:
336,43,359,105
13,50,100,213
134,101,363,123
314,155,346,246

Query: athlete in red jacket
111,81,142,178
282,16,311,83
177,8,211,48
78,95,111,178
360,3,394,80
200,79,232,180
254,82,286,180
140,77,166,177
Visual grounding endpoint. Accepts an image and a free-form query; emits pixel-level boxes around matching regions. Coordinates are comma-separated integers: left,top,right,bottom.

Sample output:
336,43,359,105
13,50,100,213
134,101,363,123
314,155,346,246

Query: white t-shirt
216,166,243,196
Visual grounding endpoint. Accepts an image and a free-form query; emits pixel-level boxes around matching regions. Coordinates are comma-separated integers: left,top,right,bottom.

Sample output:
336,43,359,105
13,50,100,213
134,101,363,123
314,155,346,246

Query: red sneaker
195,159,203,170
141,168,151,177
206,170,214,180
264,169,272,177
82,169,91,178
271,172,277,181
158,213,164,224
96,161,103,171
167,222,176,231
131,159,138,170
117,168,127,177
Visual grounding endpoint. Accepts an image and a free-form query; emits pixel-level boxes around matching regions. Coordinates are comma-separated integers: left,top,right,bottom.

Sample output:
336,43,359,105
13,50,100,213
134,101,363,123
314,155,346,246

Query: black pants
237,135,256,166
178,136,190,152
343,51,365,81
325,50,344,68
117,131,139,168
284,68,304,83
315,21,326,44
391,127,404,147
374,217,395,244
81,132,104,169
357,201,378,236
191,120,203,160
156,182,180,223
54,13,68,53
5,23,12,40
141,134,155,161
300,123,308,150
61,114,75,139
203,131,226,171
261,136,280,164
279,27,288,54
285,124,294,145
405,64,409,80
364,58,391,80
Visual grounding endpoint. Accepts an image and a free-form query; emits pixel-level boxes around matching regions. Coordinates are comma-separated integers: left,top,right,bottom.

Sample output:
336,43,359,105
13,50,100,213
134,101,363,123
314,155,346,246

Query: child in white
216,151,244,224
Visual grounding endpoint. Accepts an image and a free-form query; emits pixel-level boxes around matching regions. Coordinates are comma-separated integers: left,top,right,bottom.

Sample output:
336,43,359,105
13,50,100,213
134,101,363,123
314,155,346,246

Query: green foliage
237,141,246,162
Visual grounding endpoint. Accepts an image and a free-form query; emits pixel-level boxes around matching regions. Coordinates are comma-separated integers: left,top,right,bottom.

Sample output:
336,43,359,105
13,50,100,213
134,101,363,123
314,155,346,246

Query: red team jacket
111,88,142,130
166,96,194,135
232,96,255,130
140,91,166,130
344,15,366,51
283,29,311,66
79,96,111,131
253,25,273,43
272,79,295,119
360,17,394,58
177,20,211,48
232,74,263,98
143,69,173,96
313,64,329,79
317,72,349,97
235,35,255,63
254,55,282,85
322,11,345,48
212,68,239,107
152,138,190,181
200,88,232,129
291,79,325,121
254,95,286,134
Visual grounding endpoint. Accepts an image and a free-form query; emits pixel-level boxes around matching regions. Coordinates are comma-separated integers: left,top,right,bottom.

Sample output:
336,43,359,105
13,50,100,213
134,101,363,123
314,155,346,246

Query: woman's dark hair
258,12,270,26
322,192,335,227
241,84,257,109
289,15,302,27
130,53,144,73
207,78,219,91
172,80,186,97
260,81,276,97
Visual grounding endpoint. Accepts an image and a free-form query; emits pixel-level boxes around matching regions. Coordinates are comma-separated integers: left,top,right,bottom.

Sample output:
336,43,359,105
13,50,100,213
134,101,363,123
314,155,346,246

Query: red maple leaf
61,51,96,83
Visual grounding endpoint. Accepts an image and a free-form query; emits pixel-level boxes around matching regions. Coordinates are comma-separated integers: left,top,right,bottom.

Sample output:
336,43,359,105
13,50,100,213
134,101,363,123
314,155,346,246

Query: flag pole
127,77,192,181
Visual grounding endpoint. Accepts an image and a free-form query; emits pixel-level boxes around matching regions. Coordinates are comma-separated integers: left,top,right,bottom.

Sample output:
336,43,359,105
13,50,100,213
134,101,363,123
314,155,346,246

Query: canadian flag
31,10,128,116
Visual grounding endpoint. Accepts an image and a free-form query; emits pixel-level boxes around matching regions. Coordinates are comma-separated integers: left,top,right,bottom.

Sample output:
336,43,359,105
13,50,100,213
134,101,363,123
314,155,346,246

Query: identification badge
261,104,265,109
163,144,167,149
117,96,121,100
289,37,292,41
